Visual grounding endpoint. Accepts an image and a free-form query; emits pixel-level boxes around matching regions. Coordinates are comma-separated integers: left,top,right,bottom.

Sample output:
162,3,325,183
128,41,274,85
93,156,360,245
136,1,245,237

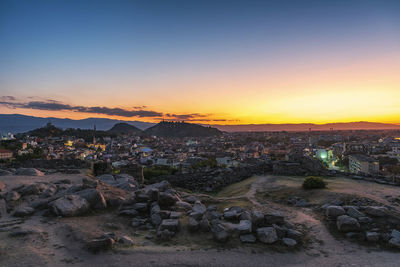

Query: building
348,154,379,175
0,149,13,159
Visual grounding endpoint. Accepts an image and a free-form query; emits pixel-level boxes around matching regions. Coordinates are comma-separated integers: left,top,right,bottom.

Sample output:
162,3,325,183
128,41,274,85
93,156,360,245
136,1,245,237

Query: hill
145,121,222,137
108,123,142,134
0,114,154,134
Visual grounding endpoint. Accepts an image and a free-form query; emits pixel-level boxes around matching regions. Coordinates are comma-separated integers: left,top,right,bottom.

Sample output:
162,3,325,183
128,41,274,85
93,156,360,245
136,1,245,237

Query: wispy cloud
0,96,227,122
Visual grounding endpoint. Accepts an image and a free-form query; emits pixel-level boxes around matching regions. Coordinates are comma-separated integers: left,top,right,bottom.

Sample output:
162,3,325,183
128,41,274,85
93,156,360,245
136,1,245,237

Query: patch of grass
302,176,326,190
214,176,258,198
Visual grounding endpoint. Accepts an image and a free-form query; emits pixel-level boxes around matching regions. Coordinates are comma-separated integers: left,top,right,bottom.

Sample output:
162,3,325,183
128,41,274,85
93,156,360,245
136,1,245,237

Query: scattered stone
50,195,90,217
364,206,388,217
240,234,256,243
257,227,278,244
336,215,360,232
13,206,35,217
326,206,346,219
282,237,297,247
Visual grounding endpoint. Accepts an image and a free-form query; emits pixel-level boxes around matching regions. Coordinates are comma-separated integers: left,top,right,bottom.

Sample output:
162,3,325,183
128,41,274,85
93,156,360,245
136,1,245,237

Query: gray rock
282,237,297,247
0,169,12,176
145,180,171,192
239,211,251,221
151,213,162,226
97,174,115,184
391,229,400,240
50,195,90,217
286,229,303,242
13,206,35,217
159,219,180,232
366,231,380,242
119,209,139,217
346,206,364,218
190,211,204,221
192,201,207,214
157,229,174,241
75,189,107,209
212,224,229,243
240,234,256,243
199,215,211,232
132,202,148,212
19,184,42,196
175,201,192,211
87,237,115,252
273,224,287,238
358,216,372,224
257,227,278,244
325,206,346,219
265,211,285,225
188,217,200,232
364,206,388,217
82,177,99,189
206,210,222,221
183,195,198,204
336,215,360,232
15,168,44,176
5,191,21,202
238,220,252,234
252,211,265,227
119,235,134,246
158,192,178,207
224,210,239,221
131,218,146,227
170,211,182,219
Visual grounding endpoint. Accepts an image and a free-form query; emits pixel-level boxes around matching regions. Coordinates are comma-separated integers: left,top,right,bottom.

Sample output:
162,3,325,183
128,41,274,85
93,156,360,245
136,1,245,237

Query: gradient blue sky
1,0,399,124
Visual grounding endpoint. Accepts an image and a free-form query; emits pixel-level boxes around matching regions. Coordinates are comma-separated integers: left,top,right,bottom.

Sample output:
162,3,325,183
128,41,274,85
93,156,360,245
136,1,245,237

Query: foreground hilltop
144,121,222,137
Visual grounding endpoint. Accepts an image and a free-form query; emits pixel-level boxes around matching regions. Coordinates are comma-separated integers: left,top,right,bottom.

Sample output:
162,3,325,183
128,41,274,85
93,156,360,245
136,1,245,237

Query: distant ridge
0,114,399,134
208,121,400,132
145,121,222,137
108,123,142,133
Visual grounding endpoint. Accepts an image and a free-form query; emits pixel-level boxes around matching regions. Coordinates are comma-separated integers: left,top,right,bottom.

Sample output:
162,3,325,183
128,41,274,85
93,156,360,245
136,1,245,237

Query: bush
302,176,326,189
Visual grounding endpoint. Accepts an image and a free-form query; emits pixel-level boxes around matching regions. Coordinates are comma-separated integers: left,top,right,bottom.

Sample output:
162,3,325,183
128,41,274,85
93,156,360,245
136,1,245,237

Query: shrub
302,176,326,189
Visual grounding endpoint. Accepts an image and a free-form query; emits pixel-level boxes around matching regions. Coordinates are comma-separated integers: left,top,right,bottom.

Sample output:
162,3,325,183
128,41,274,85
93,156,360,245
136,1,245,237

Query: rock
119,235,134,246
388,237,400,248
364,206,388,217
40,185,57,198
358,216,372,224
5,191,21,202
13,206,35,217
119,209,139,217
223,210,239,221
240,234,256,243
188,217,200,232
145,180,171,192
190,211,204,221
175,201,192,211
336,215,360,232
159,219,180,232
183,195,198,204
252,211,265,227
157,229,174,241
325,206,346,219
192,201,207,214
131,218,146,227
282,237,297,247
82,177,99,189
15,168,44,176
0,169,12,176
239,211,251,221
50,195,90,217
132,203,148,212
19,184,42,196
391,229,400,240
287,229,303,242
75,189,107,209
199,215,211,232
87,237,115,252
158,192,178,207
238,220,252,234
146,188,159,202
346,207,364,219
257,227,278,244
145,234,154,239
151,213,162,226
265,211,284,225
366,231,380,242
273,224,287,238
206,210,222,221
212,223,229,243
97,174,115,184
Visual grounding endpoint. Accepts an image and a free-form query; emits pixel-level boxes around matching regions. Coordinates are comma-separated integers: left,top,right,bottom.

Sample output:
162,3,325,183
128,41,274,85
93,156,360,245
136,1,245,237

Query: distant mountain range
0,114,154,134
1,114,399,134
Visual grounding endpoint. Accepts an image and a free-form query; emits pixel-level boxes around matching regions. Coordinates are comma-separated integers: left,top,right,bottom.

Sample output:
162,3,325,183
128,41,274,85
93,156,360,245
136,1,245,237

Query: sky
0,0,399,125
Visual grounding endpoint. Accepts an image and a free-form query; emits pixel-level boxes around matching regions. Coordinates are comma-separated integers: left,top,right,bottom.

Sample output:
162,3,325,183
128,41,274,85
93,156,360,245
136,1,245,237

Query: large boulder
50,195,90,217
336,215,360,232
364,206,388,217
257,227,278,244
325,206,346,219
75,189,107,209
15,168,44,176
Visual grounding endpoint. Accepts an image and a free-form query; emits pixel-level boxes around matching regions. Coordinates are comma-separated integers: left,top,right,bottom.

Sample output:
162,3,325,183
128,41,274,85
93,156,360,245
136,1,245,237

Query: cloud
0,97,221,121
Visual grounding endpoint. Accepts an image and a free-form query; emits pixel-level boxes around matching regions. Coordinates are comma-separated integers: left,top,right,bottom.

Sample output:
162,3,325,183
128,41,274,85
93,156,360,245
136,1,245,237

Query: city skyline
1,0,400,125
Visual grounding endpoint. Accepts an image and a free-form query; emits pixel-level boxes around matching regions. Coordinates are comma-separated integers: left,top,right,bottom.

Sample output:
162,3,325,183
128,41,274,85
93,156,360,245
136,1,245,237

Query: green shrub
302,176,326,189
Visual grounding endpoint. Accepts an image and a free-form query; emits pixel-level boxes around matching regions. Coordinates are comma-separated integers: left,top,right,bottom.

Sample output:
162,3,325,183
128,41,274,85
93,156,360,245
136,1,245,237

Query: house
0,149,13,159
349,154,379,175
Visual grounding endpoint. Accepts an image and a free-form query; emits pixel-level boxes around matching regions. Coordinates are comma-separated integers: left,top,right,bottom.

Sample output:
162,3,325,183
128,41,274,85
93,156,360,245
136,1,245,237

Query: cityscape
1,0,400,266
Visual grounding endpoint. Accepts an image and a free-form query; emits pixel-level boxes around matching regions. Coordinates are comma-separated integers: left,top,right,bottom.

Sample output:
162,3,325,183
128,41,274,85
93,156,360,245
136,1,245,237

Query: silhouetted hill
145,121,222,137
0,114,154,134
108,123,142,134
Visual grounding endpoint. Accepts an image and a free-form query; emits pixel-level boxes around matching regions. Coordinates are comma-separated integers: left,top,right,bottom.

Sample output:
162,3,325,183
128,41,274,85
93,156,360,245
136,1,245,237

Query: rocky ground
0,171,399,266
